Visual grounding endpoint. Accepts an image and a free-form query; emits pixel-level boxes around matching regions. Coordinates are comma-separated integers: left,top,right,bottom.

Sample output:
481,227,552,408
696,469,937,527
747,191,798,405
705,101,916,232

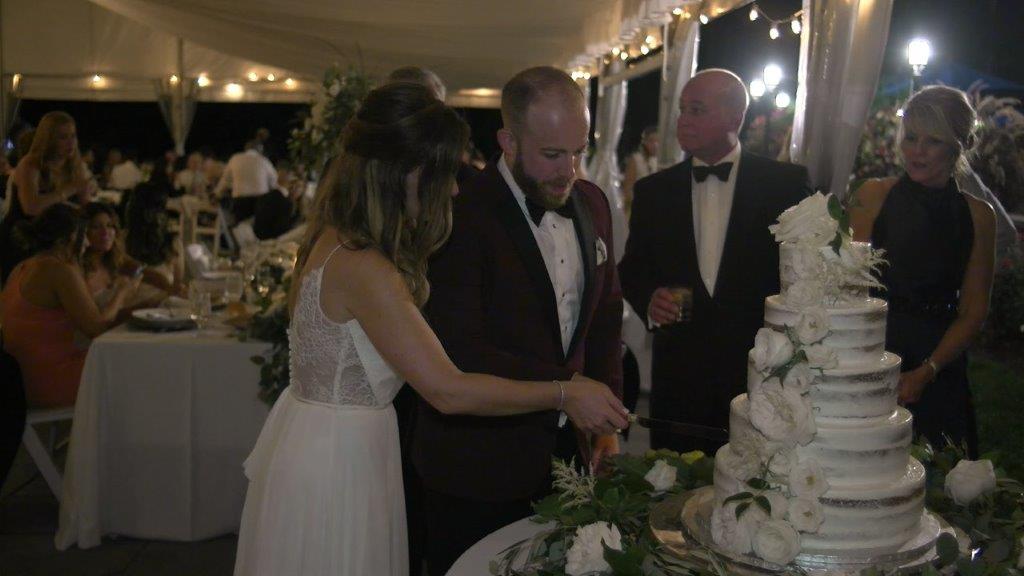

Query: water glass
189,285,213,334
223,272,245,304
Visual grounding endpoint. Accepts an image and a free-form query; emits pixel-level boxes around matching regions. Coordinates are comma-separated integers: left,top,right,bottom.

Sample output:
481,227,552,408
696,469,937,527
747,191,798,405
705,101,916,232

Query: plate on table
130,308,196,331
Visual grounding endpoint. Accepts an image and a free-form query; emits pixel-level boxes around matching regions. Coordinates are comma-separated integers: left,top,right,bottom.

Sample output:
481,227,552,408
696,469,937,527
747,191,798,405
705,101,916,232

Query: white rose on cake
794,309,830,345
763,444,798,477
721,442,762,481
782,362,814,394
790,459,830,498
564,522,622,576
711,501,767,555
644,459,677,492
785,280,826,309
769,192,839,247
804,344,839,369
764,490,789,521
787,497,824,532
751,329,794,374
753,520,802,565
790,245,826,279
945,459,997,506
749,379,814,446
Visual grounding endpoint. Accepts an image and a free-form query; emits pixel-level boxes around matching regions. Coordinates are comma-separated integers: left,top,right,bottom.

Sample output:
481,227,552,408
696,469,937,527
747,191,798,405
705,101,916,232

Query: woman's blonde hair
82,202,128,277
26,111,86,189
900,85,978,176
296,82,469,307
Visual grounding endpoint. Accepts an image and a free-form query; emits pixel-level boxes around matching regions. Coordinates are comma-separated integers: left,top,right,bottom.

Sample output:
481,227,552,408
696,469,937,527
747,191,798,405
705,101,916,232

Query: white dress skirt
233,256,407,576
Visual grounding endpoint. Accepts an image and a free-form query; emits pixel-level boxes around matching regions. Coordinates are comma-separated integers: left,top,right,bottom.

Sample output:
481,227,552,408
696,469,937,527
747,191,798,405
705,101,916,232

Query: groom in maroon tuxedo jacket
413,66,624,576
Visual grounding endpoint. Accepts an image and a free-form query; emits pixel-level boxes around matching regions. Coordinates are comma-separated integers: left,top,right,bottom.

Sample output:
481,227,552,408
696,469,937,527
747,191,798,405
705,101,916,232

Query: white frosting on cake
764,295,888,365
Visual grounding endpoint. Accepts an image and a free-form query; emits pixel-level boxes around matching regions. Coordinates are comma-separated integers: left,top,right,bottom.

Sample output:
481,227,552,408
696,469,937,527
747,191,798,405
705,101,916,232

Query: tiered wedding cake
708,193,927,566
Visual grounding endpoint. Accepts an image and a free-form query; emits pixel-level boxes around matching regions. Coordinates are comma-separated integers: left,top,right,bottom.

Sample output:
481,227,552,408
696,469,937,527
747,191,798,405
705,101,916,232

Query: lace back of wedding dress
288,264,381,407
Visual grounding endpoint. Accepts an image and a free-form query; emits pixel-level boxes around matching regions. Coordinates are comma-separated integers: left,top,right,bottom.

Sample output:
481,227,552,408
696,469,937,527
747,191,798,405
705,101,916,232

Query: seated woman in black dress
850,86,997,457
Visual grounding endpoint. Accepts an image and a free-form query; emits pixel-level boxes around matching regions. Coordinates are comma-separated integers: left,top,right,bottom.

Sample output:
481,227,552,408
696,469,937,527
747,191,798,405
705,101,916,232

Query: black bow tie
525,197,574,226
692,162,734,183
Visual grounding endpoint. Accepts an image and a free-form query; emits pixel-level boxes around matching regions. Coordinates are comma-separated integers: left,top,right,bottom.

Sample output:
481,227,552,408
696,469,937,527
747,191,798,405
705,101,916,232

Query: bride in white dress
233,83,629,576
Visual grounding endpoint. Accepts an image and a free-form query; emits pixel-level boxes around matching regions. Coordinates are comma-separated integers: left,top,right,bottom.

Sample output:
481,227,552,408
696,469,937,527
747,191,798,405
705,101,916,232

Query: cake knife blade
627,414,729,442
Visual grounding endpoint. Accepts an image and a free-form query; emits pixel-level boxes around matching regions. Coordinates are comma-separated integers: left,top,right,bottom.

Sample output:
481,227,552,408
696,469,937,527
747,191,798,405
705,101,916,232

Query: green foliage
287,65,374,175
235,265,294,406
986,253,1024,344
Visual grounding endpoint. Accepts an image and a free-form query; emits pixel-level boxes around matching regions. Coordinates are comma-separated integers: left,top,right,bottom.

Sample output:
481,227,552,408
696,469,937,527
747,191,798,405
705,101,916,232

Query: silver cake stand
651,487,964,575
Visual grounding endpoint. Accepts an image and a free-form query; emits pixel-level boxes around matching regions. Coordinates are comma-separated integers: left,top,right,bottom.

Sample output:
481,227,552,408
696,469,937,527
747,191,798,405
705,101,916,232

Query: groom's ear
497,128,517,162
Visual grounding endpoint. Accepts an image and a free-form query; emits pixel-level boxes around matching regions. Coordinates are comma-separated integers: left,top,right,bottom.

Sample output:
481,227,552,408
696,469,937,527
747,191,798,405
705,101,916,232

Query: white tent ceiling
2,0,748,107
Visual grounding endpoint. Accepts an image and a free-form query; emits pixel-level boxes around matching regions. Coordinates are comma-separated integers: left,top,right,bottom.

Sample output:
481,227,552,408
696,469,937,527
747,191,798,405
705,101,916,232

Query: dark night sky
15,0,1024,164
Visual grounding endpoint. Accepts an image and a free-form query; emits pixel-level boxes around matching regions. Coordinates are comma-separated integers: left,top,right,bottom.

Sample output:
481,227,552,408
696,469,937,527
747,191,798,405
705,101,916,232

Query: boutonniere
595,237,608,266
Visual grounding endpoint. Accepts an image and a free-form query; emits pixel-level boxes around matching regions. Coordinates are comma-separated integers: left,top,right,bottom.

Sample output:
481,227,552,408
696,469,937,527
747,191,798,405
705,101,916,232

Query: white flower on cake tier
794,309,830,345
564,521,622,576
749,379,815,446
711,502,767,555
764,490,789,521
785,280,826,309
751,329,794,374
944,459,997,506
804,344,839,369
763,444,798,477
790,245,826,280
782,362,814,394
789,459,830,498
644,459,677,492
753,520,802,565
769,192,839,248
787,497,824,533
721,442,762,481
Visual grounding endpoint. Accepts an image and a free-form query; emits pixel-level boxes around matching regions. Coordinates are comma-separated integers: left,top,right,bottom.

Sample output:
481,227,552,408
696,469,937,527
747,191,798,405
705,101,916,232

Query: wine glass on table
189,283,213,336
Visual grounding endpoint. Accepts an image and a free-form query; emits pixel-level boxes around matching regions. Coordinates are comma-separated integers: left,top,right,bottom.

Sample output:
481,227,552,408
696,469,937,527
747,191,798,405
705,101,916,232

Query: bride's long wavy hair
295,82,469,307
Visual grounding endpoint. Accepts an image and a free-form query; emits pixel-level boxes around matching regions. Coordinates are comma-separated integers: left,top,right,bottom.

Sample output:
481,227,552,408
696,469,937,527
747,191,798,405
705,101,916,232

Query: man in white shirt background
214,139,277,223
107,148,143,191
618,69,811,455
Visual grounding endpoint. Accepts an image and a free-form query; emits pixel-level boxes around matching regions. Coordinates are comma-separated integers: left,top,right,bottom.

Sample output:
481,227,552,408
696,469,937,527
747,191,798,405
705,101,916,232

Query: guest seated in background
107,148,143,191
0,112,95,284
850,86,996,457
174,152,209,198
621,125,659,218
82,202,177,309
123,185,185,298
253,162,303,240
1,204,140,408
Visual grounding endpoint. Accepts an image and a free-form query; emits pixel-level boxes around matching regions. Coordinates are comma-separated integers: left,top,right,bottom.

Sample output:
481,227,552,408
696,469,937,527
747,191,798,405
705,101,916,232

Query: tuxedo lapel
713,153,759,298
491,172,565,360
566,189,595,358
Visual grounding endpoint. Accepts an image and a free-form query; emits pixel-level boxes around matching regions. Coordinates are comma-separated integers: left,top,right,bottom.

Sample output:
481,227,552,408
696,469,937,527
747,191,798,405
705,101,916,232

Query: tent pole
175,37,186,155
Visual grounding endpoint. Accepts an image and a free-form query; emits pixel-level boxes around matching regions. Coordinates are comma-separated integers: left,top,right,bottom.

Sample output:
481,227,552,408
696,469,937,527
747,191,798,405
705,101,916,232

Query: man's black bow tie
526,197,574,226
692,162,734,183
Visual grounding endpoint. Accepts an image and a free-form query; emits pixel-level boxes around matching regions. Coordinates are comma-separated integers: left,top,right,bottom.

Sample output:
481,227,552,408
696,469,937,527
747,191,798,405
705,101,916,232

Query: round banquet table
55,323,270,549
445,517,554,576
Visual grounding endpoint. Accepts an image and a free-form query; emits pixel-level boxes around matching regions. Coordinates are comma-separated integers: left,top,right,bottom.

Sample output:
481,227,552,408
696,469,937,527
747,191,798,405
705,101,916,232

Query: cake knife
627,413,729,442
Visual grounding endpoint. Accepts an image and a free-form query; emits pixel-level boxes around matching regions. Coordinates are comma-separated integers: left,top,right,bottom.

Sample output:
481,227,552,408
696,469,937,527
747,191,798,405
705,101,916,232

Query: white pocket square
595,237,608,266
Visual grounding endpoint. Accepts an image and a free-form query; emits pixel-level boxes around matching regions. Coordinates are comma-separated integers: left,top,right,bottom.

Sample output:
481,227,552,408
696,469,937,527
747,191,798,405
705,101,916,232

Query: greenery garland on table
493,443,1024,576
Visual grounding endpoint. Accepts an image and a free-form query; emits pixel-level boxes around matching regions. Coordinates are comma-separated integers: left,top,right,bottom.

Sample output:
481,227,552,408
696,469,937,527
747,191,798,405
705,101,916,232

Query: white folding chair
22,406,75,502
192,202,226,258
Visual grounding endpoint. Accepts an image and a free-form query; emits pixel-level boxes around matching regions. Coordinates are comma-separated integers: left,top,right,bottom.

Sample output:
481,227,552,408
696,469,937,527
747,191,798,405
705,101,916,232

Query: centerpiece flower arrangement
287,64,373,176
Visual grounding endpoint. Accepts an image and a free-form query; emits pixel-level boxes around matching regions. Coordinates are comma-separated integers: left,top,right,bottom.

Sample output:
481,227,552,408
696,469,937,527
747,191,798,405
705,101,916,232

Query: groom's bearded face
509,97,590,210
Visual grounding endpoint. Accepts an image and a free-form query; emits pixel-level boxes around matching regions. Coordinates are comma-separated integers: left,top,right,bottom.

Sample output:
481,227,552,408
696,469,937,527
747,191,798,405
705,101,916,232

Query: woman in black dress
850,86,996,457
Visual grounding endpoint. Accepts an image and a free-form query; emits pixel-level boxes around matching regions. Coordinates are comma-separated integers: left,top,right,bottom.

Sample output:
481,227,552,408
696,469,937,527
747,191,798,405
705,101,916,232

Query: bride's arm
326,248,628,434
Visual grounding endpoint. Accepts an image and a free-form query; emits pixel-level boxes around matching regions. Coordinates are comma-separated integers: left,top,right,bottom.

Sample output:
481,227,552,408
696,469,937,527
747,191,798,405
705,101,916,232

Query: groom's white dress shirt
691,143,741,297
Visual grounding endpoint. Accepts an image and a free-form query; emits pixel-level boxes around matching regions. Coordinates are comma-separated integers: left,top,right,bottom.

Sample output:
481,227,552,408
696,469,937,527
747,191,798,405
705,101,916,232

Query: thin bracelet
555,380,565,411
923,357,940,380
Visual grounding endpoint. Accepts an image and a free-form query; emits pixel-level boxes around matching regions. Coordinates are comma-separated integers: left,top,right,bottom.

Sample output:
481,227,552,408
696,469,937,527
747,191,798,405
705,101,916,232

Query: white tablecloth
446,517,553,576
56,324,270,549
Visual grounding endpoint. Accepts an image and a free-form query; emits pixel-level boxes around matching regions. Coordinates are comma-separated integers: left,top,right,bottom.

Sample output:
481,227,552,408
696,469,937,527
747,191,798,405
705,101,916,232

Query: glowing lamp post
908,38,932,94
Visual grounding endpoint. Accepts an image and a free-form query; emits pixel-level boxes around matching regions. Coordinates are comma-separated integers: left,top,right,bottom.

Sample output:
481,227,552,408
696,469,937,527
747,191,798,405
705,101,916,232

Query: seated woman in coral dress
1,204,139,408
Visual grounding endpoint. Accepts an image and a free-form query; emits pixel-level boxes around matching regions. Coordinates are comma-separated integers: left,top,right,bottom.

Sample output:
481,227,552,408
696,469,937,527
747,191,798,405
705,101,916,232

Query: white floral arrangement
772,192,886,307
287,65,373,175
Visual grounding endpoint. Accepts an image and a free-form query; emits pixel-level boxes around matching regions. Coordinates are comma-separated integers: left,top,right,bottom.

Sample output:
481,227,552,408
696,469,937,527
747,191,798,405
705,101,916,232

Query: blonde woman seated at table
1,204,140,408
82,202,177,310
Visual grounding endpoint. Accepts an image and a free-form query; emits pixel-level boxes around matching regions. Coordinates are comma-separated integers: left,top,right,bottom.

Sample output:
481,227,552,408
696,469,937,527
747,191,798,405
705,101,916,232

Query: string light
197,74,211,87
266,73,276,81
169,74,180,85
247,71,259,82
774,91,791,109
769,25,780,40
750,79,766,99
672,7,682,16
791,19,802,34
284,78,297,89
645,34,656,45
682,11,691,19
699,14,709,24
640,44,650,55
612,46,621,56
620,50,629,61
12,73,21,90
224,82,244,99
749,7,759,21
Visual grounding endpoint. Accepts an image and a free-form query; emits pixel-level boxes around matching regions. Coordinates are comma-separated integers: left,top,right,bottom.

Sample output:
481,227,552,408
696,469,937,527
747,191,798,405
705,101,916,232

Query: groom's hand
590,434,620,474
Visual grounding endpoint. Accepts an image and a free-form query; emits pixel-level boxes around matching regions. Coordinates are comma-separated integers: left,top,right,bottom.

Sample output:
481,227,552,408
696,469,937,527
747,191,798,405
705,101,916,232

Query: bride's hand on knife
562,373,629,436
